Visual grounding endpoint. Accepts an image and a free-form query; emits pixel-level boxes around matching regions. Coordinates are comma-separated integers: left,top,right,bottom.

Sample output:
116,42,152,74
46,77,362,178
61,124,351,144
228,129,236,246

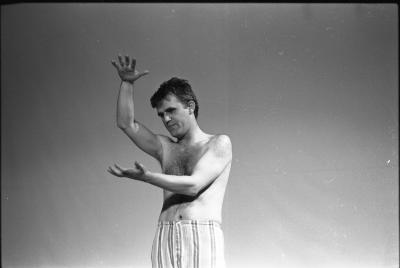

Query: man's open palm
111,55,149,83
107,162,147,181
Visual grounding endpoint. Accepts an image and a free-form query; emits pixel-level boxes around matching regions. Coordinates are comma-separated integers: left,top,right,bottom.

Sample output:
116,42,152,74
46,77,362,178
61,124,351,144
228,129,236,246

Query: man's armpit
157,134,176,163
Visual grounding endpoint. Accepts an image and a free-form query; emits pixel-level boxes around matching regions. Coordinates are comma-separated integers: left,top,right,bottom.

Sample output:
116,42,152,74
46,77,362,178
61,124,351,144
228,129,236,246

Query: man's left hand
107,161,148,181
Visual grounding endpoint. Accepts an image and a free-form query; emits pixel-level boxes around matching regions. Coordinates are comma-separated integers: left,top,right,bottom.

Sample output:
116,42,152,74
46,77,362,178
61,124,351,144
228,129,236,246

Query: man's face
156,94,191,138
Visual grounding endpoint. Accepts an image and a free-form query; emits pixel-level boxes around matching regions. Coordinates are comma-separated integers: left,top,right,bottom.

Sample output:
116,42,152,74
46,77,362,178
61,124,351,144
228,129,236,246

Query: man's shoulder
209,134,232,157
209,134,231,145
213,134,231,142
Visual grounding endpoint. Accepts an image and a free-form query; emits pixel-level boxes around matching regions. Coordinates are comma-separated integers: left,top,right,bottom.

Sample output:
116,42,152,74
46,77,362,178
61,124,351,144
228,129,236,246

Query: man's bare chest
163,143,208,176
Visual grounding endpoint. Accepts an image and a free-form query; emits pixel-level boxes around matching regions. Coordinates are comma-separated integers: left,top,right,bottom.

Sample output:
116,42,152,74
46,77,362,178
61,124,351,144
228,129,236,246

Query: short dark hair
150,77,199,118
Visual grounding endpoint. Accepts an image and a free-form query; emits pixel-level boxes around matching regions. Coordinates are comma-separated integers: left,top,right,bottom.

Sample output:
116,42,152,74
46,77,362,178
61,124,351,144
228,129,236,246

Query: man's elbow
184,184,201,197
184,180,209,197
117,123,126,130
117,121,138,132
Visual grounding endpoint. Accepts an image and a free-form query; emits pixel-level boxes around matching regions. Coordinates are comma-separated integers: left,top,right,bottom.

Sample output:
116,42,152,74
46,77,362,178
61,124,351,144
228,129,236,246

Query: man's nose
163,114,171,122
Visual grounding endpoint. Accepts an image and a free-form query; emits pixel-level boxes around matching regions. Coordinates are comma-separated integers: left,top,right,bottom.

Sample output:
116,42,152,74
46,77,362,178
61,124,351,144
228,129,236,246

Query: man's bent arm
143,135,232,196
117,81,163,161
113,56,163,161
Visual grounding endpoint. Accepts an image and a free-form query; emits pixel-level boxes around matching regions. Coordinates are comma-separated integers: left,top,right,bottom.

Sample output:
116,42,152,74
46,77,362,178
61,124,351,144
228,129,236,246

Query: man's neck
177,123,209,146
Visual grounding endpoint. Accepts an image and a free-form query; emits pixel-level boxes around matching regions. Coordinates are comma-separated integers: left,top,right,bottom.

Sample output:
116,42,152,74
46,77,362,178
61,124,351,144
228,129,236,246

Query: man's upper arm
191,135,232,191
121,120,168,162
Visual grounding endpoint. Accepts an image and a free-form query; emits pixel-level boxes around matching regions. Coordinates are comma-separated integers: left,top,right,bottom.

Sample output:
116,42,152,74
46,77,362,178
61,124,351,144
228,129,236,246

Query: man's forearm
117,81,136,129
143,172,198,196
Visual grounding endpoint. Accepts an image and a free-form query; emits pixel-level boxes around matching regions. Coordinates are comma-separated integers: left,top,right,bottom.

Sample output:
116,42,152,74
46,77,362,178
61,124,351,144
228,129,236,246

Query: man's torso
158,134,231,222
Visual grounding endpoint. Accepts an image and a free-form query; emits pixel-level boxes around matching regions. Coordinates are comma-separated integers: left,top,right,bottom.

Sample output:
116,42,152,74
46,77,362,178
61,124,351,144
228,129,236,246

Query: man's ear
188,101,196,114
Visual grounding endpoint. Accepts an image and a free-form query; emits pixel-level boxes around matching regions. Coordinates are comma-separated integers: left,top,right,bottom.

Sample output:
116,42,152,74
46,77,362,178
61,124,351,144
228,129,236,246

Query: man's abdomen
159,192,223,222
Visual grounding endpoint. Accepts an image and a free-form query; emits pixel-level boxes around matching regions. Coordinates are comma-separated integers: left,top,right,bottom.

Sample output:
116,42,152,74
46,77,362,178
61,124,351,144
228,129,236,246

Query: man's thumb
138,70,149,78
135,161,145,171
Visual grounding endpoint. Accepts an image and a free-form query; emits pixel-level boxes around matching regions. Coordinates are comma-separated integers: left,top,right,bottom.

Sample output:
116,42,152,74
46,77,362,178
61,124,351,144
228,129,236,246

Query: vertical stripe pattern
168,224,174,266
158,224,164,267
151,220,225,268
209,223,215,268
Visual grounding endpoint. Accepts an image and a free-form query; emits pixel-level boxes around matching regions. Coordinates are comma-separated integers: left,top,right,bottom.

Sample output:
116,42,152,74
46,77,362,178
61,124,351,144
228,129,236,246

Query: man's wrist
141,170,153,183
121,79,134,85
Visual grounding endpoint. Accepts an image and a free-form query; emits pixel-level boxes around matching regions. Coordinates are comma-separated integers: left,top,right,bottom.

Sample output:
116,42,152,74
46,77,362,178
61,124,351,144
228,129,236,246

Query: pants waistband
157,219,221,227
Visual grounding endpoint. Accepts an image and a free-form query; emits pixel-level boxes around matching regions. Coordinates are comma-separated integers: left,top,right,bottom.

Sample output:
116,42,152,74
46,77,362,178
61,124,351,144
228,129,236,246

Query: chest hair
164,144,208,176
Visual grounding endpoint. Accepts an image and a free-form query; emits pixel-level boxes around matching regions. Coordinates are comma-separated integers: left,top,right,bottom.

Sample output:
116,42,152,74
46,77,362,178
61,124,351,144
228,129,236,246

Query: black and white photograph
1,3,398,268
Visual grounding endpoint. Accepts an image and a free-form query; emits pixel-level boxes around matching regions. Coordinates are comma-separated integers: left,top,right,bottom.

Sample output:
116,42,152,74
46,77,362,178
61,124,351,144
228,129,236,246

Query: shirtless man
107,55,232,268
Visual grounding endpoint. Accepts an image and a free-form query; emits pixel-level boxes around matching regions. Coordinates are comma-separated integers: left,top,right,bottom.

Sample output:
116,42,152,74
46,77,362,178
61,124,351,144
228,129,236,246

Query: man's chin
169,131,183,139
168,130,177,137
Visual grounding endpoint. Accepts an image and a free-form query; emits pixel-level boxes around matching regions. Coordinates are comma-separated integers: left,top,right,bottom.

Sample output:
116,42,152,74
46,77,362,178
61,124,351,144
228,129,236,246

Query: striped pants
151,220,225,268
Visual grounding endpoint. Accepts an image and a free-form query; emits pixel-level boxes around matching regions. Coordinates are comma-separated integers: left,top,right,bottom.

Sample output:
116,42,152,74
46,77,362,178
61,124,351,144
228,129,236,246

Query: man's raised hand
111,55,149,83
